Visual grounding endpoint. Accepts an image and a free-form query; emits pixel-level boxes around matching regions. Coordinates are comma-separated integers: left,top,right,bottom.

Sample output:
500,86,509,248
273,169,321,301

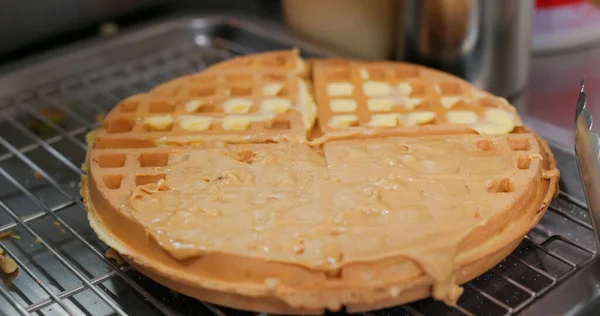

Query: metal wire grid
0,23,595,316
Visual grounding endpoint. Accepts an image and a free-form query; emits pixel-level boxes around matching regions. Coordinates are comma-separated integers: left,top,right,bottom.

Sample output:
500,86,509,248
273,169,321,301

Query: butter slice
262,83,283,97
485,108,515,126
440,96,463,109
222,115,252,130
368,114,399,127
404,97,425,110
222,98,253,114
328,115,359,128
402,112,436,126
446,111,479,124
397,82,413,95
363,81,392,96
327,82,354,96
184,100,205,113
178,115,213,131
144,115,174,131
359,68,369,80
468,122,513,135
260,98,292,114
367,98,393,112
330,99,358,112
468,108,515,135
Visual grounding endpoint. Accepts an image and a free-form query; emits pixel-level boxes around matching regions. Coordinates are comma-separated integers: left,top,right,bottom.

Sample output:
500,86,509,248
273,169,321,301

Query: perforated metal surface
0,16,595,316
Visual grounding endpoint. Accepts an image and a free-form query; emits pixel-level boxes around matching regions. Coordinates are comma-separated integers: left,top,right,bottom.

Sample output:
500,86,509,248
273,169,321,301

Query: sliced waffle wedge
94,50,315,148
311,58,522,141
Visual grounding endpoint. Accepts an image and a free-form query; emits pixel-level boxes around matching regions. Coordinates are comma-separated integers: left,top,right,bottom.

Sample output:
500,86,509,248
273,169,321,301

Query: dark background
0,0,282,66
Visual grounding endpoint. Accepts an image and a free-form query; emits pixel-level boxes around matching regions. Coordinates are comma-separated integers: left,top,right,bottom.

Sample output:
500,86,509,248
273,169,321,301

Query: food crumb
389,286,401,297
264,277,280,291
99,22,119,36
33,171,42,179
60,229,66,234
0,231,19,240
0,262,18,286
29,108,66,134
35,238,41,245
105,248,125,265
0,250,18,275
53,221,61,227
0,256,17,274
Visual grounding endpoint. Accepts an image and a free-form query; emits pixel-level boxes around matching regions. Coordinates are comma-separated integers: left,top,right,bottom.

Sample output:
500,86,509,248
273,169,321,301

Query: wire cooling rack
0,16,596,316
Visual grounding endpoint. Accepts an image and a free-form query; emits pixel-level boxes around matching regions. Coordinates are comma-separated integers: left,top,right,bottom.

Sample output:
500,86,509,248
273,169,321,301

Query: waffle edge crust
81,50,560,314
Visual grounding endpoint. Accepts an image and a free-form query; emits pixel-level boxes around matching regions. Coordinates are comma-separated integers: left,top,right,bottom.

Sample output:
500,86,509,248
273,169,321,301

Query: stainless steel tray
0,15,596,316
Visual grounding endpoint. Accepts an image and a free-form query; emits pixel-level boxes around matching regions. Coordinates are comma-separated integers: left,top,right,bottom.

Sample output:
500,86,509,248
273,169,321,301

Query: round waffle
81,50,559,314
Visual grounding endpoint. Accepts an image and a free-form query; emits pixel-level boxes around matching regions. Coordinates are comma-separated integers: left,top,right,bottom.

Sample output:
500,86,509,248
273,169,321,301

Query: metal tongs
574,77,600,247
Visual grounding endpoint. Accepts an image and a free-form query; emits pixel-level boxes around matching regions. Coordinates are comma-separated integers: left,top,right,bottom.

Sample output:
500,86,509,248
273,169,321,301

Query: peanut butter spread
82,50,559,314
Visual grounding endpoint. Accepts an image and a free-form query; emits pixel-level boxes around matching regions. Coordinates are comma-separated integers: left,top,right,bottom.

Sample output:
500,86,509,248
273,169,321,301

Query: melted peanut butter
118,134,554,304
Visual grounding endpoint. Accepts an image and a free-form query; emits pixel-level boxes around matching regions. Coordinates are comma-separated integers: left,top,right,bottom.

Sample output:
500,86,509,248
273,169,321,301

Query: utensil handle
574,80,600,247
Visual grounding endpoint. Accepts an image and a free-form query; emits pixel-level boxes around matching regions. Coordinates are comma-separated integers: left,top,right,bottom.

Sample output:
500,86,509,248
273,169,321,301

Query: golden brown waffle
312,58,522,140
81,49,559,314
94,50,312,148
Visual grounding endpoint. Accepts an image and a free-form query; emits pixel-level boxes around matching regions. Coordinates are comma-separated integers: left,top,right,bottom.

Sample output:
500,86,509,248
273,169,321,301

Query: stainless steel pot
397,0,535,98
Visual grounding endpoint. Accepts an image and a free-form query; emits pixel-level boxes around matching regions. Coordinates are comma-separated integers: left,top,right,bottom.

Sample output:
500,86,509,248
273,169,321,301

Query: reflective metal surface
398,0,534,98
0,14,597,316
574,78,600,248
